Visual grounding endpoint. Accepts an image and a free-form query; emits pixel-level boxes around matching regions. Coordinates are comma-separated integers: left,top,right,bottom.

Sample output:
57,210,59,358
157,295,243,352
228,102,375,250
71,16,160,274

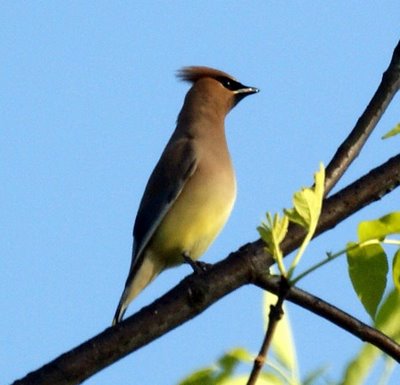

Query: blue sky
2,2,400,384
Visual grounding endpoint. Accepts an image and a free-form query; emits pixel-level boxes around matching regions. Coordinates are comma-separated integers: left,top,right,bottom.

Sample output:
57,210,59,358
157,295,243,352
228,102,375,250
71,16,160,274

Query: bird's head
177,66,259,115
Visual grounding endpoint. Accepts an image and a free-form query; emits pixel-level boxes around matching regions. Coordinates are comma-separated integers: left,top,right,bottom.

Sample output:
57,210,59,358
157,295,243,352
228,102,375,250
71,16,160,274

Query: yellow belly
148,173,236,267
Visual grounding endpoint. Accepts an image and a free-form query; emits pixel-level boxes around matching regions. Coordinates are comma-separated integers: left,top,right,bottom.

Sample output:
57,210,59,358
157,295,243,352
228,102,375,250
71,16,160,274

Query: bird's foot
183,253,212,274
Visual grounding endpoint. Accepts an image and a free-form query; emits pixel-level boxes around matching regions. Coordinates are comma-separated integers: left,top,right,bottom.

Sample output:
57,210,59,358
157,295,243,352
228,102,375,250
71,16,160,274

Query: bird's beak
234,86,259,95
232,85,259,106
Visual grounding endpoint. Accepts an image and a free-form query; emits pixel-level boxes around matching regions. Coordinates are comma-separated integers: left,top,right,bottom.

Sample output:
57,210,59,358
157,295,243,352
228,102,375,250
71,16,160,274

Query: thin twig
255,275,400,362
324,40,400,195
247,277,290,385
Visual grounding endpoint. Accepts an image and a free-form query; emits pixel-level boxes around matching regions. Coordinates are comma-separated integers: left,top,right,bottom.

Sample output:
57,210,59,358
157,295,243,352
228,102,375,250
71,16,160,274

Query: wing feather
130,136,197,270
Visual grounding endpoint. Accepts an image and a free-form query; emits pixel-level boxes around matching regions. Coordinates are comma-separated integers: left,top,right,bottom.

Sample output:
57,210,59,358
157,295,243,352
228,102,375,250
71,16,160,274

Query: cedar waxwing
112,66,258,325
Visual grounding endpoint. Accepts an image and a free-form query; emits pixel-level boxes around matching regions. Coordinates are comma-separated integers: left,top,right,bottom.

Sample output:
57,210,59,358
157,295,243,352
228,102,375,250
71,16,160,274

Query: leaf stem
287,227,314,280
382,238,400,246
291,251,341,286
292,238,400,285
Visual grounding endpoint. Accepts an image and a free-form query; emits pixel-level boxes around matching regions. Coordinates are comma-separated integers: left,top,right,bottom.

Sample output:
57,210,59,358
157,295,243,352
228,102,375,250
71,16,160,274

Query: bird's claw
183,254,212,274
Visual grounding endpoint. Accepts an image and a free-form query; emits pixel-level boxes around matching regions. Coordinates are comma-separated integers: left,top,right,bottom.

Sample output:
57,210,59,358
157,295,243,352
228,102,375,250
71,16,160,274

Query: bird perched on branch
112,66,258,325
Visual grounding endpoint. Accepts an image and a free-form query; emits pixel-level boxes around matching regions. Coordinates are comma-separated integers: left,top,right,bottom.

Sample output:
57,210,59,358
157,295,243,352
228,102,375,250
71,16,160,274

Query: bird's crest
177,66,236,84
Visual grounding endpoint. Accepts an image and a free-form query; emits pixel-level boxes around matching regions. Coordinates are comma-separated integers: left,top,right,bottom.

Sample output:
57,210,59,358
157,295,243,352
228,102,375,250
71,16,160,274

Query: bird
112,66,258,325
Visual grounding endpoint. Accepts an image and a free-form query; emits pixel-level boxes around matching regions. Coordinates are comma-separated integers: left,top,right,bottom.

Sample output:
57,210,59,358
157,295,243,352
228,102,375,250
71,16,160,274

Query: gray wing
130,136,197,269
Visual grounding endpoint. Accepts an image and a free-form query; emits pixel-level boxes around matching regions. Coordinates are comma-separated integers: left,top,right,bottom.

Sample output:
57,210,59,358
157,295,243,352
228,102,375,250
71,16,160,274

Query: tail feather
112,298,127,326
112,250,163,325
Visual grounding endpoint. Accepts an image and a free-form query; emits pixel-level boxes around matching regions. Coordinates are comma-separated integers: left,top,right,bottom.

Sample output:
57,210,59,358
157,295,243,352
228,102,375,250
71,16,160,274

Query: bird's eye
217,76,242,91
220,78,233,89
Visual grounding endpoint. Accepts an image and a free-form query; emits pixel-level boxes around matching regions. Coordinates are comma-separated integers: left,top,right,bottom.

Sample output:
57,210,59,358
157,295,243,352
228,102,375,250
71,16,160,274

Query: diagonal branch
12,153,400,385
255,275,400,362
324,39,400,195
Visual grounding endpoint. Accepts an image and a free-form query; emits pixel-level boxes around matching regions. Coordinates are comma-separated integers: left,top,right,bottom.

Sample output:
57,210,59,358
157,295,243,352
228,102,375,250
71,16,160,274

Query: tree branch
255,275,400,362
324,39,400,195
12,153,400,385
247,277,290,385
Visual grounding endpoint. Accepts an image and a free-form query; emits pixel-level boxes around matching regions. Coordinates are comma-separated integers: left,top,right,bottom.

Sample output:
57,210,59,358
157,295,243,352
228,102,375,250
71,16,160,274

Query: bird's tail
112,250,163,325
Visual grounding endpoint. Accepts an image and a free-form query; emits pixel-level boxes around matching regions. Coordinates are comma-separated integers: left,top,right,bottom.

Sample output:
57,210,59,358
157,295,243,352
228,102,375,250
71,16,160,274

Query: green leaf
358,212,400,242
392,248,400,292
258,213,289,256
178,348,252,385
216,348,251,381
259,372,287,385
258,213,289,275
382,123,400,139
301,366,329,385
178,368,215,385
340,343,378,385
285,164,325,278
284,163,324,231
220,373,283,385
375,288,400,339
346,242,388,319
263,291,299,383
340,289,400,385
